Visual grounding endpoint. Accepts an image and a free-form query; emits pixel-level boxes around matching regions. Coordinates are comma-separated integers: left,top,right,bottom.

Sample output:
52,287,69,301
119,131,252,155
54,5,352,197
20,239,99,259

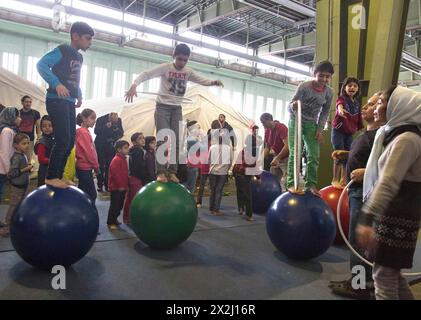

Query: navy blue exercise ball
10,185,99,270
266,191,336,260
251,170,282,214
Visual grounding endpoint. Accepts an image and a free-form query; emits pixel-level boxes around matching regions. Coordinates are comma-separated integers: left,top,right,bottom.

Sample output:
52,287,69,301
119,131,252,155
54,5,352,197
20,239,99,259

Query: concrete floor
1,196,420,300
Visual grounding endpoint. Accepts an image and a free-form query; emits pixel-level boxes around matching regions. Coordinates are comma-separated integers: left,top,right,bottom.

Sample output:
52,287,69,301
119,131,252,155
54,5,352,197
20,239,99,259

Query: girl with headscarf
0,107,22,203
357,86,421,300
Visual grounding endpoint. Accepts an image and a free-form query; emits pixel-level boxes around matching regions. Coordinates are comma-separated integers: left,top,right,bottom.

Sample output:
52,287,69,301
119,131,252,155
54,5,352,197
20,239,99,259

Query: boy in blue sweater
37,22,94,189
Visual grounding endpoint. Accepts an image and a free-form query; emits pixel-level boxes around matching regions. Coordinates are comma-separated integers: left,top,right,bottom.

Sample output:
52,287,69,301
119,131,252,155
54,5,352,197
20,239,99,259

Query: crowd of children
3,20,420,301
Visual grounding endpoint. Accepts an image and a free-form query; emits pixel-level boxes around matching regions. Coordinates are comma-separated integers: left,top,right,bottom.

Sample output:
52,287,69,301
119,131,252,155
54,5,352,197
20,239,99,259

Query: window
275,99,285,123
232,91,243,111
148,78,160,92
2,52,19,74
266,98,274,115
255,96,264,124
93,67,108,99
112,70,126,97
244,93,254,119
79,65,88,98
221,89,231,105
26,56,43,86
132,73,144,92
209,86,220,96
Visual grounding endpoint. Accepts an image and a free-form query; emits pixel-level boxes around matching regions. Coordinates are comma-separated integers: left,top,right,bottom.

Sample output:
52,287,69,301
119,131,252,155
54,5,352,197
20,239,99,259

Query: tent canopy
85,85,254,144
0,67,46,112
0,68,255,148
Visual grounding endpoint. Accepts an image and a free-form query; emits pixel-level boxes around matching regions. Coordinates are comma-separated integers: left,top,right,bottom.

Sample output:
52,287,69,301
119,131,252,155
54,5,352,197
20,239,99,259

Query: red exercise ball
319,185,350,244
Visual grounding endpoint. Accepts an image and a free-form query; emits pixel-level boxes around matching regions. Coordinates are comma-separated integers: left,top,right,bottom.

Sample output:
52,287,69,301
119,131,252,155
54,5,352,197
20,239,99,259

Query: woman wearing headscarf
357,86,421,300
0,107,22,203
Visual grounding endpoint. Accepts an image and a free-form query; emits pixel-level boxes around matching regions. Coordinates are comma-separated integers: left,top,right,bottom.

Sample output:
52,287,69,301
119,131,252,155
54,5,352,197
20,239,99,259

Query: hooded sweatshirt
128,145,146,181
0,107,19,175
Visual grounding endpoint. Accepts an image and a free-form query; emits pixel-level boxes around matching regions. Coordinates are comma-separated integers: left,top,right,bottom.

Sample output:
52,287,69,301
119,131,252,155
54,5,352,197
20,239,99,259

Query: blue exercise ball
10,185,99,270
251,170,282,214
266,191,336,260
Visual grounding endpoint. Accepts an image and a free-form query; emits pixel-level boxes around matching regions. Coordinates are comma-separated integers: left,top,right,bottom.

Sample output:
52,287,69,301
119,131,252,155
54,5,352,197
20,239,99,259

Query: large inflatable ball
319,185,350,244
131,182,197,249
11,185,99,270
251,170,282,214
266,191,336,260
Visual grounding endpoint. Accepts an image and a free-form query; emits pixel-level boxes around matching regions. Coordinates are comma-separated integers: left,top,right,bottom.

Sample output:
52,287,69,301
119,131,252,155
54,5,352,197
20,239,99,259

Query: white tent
0,68,255,149
85,85,254,145
0,67,46,113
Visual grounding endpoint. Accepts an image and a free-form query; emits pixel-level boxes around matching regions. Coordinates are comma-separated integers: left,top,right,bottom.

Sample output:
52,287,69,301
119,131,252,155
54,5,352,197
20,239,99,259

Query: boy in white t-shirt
125,44,223,183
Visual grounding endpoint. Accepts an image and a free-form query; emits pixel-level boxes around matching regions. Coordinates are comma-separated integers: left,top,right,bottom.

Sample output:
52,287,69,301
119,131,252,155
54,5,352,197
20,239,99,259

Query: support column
315,0,410,188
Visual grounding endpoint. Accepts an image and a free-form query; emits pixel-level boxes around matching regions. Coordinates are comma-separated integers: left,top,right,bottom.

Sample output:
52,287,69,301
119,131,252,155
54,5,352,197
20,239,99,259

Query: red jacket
76,127,99,170
108,153,129,191
332,95,363,134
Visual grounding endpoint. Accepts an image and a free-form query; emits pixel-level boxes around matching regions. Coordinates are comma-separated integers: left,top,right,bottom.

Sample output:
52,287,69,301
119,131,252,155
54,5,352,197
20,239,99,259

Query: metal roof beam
259,31,315,55
15,0,311,76
237,0,295,23
177,0,250,33
271,0,316,17
159,0,194,21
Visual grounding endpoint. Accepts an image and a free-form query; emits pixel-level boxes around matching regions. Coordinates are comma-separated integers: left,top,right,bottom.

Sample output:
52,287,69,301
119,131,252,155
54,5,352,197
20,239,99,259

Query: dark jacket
94,114,124,148
8,151,30,188
128,146,146,181
144,150,156,184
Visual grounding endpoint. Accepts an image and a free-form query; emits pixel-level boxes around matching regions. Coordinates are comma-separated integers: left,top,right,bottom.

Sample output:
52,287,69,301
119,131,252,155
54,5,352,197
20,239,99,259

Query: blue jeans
0,174,6,204
77,169,97,208
46,98,76,180
196,174,209,205
184,167,199,193
209,174,227,211
331,129,353,165
348,186,372,281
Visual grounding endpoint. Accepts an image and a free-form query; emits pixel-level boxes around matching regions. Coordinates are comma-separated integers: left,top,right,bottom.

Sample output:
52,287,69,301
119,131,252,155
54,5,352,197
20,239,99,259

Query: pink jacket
76,127,99,171
0,127,16,175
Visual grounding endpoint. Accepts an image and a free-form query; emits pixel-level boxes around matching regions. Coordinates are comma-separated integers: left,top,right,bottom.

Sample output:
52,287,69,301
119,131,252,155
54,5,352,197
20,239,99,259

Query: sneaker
214,210,223,216
168,173,180,183
328,277,353,289
245,216,254,222
107,224,119,231
331,281,374,300
238,210,244,215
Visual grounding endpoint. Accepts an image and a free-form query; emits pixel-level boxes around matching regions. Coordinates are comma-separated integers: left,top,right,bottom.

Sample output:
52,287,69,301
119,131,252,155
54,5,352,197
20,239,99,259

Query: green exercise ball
130,181,198,249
